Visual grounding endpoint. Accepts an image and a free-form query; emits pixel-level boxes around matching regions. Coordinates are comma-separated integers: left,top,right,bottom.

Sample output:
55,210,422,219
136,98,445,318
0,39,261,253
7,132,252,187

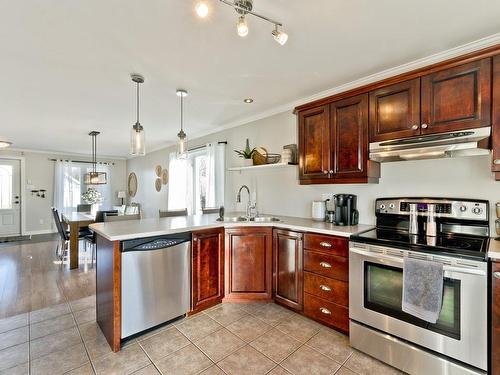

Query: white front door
0,159,21,237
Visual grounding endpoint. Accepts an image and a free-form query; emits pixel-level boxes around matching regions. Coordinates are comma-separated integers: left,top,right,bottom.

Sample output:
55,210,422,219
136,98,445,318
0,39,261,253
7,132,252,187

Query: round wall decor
161,169,168,185
128,172,138,197
155,178,162,192
155,165,162,177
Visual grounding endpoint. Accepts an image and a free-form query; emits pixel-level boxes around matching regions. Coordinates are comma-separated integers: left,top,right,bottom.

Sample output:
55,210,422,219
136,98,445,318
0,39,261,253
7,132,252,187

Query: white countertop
489,237,500,260
89,213,374,242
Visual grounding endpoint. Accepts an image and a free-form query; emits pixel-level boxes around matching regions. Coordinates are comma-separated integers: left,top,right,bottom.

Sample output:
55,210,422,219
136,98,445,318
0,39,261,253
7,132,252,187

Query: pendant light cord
136,82,140,124
180,94,183,132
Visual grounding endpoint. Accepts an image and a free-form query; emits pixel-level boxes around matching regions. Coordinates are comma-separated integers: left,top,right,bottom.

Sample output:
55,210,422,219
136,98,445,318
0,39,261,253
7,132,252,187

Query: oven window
364,262,460,340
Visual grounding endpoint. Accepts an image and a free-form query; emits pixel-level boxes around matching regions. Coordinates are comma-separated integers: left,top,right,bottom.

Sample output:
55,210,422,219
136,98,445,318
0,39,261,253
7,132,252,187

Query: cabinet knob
411,125,419,130
319,261,332,268
319,241,332,248
421,123,429,129
494,272,500,279
329,170,334,174
494,159,500,165
319,284,331,292
323,170,328,175
319,307,331,315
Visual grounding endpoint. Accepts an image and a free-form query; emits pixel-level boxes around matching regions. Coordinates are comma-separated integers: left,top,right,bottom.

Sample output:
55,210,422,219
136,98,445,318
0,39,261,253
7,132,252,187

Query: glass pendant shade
130,123,146,156
237,16,249,37
177,130,188,159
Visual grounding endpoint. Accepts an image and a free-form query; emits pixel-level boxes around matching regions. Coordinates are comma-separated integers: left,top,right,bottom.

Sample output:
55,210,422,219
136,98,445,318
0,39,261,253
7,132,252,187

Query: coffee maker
333,194,359,226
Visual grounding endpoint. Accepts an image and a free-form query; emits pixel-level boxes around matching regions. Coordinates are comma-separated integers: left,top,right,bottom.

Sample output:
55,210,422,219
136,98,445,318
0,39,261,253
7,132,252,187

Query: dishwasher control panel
135,239,183,250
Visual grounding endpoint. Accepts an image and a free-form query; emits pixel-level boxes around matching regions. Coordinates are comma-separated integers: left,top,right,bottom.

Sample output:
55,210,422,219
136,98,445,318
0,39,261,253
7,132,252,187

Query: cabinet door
191,228,224,313
492,262,500,374
298,105,331,180
492,55,500,176
331,94,369,179
421,58,491,134
369,79,421,142
273,229,303,312
225,227,273,301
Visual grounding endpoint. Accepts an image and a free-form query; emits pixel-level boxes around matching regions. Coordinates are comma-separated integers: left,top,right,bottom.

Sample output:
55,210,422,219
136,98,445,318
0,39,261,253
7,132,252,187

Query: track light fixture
195,0,288,45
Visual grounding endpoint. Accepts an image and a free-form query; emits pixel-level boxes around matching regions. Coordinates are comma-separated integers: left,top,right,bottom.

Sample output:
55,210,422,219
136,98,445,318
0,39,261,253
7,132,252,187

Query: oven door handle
349,247,486,276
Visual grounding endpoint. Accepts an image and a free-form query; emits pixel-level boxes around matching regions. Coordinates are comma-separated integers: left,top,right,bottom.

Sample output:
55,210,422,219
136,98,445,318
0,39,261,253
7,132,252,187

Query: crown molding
3,147,127,160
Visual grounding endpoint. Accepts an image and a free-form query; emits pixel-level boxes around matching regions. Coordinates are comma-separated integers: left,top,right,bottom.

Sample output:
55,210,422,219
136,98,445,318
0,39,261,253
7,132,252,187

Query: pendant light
176,89,188,159
130,74,146,156
84,131,107,185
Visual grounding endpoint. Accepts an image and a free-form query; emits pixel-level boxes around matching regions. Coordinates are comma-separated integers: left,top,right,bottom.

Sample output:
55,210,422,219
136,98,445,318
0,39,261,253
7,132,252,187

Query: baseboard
24,229,57,236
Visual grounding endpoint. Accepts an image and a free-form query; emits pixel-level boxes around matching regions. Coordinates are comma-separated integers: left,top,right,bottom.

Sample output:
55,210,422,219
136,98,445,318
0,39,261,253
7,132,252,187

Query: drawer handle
320,307,331,315
494,272,500,279
319,241,332,248
319,261,332,268
319,284,331,291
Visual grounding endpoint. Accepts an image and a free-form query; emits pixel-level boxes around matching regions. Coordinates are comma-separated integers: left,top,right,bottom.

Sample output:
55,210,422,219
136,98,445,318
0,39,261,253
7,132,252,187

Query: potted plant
81,187,103,214
234,139,255,166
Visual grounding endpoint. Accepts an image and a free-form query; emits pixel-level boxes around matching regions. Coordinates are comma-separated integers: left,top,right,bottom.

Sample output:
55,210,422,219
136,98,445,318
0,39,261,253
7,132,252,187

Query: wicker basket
252,147,281,165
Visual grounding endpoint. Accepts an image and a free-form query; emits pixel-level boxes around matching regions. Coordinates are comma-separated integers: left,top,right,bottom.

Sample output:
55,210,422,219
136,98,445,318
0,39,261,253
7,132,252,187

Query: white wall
0,150,127,234
127,111,500,233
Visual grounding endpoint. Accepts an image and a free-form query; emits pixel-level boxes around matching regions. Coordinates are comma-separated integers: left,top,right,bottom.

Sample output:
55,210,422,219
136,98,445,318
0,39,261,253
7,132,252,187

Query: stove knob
388,203,395,210
379,204,386,210
472,207,482,215
459,205,467,212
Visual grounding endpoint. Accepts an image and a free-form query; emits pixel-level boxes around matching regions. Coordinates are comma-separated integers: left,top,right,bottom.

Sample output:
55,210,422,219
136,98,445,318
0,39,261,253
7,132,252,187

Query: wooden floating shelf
227,162,298,172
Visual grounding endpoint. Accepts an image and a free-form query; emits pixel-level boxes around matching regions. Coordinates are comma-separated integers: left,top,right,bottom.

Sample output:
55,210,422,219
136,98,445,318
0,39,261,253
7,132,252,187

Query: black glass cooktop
351,228,489,260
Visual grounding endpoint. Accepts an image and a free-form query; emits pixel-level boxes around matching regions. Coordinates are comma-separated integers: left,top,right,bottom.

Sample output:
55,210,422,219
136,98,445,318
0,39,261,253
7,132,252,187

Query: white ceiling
0,0,499,157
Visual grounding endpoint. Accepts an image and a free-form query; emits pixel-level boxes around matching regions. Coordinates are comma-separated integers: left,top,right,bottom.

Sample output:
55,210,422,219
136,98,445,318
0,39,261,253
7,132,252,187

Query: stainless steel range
349,197,489,375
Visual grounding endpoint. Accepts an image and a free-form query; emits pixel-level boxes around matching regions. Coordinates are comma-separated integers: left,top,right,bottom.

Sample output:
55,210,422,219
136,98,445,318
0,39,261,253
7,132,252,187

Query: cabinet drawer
304,272,348,307
304,233,348,257
304,293,349,333
304,250,348,281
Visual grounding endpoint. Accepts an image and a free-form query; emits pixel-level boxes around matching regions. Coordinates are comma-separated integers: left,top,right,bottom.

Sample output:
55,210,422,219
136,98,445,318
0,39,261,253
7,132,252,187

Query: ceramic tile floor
0,297,404,375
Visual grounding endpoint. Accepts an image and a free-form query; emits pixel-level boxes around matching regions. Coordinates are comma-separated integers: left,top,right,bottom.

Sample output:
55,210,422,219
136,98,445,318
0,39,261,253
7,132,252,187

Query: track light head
272,26,288,45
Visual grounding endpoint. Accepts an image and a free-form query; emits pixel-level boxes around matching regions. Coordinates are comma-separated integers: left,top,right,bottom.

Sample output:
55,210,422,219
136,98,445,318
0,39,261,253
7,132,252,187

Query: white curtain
205,142,225,208
168,152,193,213
53,160,75,211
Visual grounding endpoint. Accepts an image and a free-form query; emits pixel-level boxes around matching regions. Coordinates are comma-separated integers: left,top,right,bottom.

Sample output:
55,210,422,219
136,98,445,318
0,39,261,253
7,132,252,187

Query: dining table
61,211,96,269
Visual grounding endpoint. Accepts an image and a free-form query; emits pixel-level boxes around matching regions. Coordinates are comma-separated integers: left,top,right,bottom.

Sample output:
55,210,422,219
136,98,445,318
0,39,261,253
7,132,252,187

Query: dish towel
402,257,444,323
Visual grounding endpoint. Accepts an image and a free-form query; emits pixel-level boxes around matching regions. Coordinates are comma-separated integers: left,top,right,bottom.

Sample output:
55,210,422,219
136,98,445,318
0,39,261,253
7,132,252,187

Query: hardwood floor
0,235,95,319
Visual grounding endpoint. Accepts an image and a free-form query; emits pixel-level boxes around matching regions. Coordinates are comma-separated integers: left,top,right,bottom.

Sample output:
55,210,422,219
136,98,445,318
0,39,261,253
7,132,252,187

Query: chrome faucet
236,185,256,218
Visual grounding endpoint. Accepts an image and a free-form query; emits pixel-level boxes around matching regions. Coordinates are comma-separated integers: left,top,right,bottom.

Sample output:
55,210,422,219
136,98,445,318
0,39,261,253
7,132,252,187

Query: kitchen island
90,213,373,351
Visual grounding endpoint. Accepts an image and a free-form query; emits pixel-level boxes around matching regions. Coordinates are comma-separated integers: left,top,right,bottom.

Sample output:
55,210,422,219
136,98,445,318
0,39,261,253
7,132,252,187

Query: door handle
421,123,429,129
319,307,331,315
319,284,331,291
14,201,20,204
319,261,332,268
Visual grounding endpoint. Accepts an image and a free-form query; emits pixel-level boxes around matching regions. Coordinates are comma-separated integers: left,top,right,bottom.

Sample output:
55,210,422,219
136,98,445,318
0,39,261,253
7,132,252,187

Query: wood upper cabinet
191,228,224,313
273,229,303,312
421,58,491,134
369,79,421,142
224,227,273,301
298,105,330,180
492,262,500,374
492,55,500,177
331,94,369,179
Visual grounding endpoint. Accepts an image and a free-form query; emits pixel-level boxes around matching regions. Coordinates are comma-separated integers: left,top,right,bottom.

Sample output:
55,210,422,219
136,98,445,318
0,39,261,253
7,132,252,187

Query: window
168,143,225,214
0,165,13,209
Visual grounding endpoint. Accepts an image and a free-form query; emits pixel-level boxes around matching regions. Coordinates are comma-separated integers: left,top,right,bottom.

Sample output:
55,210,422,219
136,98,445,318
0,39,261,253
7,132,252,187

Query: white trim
0,155,26,236
133,33,500,159
6,147,126,160
25,229,57,236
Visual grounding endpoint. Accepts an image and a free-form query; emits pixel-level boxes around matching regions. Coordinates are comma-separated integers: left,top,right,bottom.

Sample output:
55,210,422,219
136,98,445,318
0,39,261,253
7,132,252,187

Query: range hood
369,127,491,163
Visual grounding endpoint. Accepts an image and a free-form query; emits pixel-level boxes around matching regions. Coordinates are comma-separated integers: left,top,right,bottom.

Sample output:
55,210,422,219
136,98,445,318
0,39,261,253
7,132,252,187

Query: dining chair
104,213,141,222
76,204,92,212
83,210,118,266
125,203,141,216
51,208,91,261
202,207,219,214
159,208,188,218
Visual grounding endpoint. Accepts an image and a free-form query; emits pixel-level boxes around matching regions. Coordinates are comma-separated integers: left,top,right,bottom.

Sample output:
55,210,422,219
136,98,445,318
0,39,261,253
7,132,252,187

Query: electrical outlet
39,219,44,225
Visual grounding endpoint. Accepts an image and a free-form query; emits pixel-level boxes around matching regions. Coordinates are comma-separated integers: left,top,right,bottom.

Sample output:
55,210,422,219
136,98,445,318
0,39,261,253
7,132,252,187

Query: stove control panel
376,198,488,221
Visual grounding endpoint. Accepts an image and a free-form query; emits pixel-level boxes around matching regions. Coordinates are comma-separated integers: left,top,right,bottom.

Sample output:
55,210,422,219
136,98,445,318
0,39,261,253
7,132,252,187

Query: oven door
349,242,487,371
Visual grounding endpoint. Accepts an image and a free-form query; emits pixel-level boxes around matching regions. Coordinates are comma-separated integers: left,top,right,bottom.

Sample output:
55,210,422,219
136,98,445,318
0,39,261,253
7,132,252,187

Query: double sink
216,215,281,223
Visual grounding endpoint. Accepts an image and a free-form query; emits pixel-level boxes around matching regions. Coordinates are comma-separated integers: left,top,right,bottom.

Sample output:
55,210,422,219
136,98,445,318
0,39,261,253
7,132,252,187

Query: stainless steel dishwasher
121,232,191,338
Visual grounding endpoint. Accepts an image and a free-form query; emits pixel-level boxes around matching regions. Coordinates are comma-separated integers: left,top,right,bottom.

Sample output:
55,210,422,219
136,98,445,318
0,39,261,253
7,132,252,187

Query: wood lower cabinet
191,228,225,314
224,227,273,302
369,78,421,142
421,58,491,134
302,233,350,333
492,261,500,374
298,105,331,180
273,229,303,312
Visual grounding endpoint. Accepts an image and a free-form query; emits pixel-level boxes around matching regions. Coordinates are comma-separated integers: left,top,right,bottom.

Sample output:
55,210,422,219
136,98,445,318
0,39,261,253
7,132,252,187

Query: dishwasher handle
122,232,192,252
